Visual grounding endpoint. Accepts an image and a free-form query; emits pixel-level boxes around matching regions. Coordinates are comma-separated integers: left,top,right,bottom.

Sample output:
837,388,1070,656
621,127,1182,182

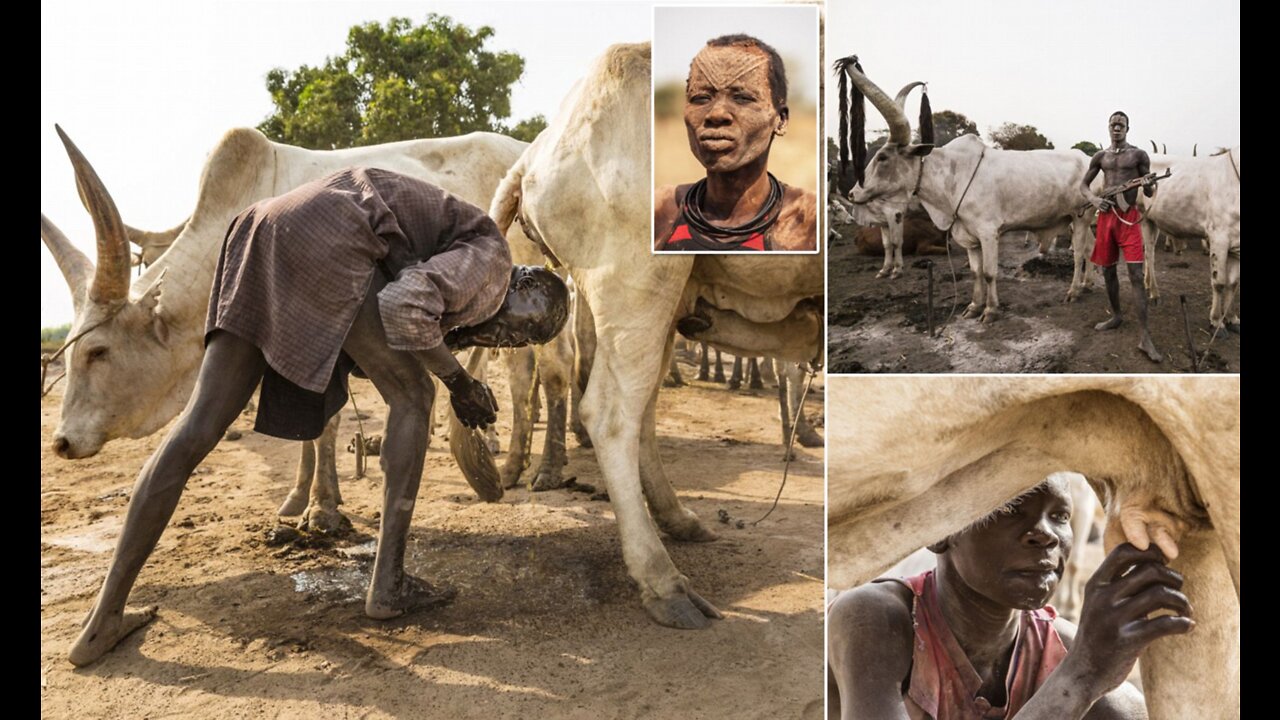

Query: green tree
259,15,544,149
990,122,1054,150
1072,141,1101,157
930,110,979,146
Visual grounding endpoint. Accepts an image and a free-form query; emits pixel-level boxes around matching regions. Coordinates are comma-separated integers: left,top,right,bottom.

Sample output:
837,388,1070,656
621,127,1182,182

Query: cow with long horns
834,57,1097,322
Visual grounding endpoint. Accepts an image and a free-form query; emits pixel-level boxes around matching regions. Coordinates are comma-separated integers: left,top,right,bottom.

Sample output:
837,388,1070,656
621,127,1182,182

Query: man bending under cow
828,475,1194,719
1081,111,1162,363
64,153,569,666
654,34,817,252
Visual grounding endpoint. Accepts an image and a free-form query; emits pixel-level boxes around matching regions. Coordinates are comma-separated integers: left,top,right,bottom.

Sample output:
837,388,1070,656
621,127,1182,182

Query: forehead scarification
688,45,770,92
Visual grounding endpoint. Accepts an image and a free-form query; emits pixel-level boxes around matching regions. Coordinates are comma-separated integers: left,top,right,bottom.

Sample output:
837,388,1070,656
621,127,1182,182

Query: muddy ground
827,223,1240,373
40,351,825,719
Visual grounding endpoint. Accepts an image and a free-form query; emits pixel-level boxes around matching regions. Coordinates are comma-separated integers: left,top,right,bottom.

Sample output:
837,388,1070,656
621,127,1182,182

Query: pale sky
41,0,662,327
824,0,1240,154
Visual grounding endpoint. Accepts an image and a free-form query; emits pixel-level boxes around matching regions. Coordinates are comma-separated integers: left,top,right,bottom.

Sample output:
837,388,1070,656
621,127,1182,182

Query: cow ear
136,268,170,346
906,143,935,157
926,538,949,553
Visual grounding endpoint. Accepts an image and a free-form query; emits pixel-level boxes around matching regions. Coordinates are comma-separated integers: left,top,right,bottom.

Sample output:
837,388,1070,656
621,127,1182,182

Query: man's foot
1094,316,1123,331
68,606,158,666
1138,336,1163,363
365,575,456,620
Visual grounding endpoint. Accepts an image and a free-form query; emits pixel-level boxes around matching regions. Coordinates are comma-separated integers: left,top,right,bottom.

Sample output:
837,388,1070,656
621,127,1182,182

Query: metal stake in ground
1179,295,1199,373
925,260,935,337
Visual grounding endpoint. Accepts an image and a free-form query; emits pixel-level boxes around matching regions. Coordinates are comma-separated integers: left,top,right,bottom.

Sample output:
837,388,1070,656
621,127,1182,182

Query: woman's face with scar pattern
683,44,786,173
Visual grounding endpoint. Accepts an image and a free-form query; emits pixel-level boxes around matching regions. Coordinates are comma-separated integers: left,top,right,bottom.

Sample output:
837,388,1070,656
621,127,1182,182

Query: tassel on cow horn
55,125,131,305
41,213,93,314
918,87,934,146
834,54,868,188
842,60,911,147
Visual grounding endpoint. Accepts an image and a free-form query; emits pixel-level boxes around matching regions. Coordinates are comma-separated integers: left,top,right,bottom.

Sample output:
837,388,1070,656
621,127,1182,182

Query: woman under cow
828,475,1194,719
653,34,817,252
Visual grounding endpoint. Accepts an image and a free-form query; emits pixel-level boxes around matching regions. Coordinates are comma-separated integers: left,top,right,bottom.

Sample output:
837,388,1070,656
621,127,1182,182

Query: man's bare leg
1094,264,1124,331
341,283,454,619
68,331,266,666
1128,261,1162,362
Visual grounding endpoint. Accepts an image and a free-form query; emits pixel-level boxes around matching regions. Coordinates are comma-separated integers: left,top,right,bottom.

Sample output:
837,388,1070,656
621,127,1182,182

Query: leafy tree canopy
930,110,979,146
1072,141,1101,157
259,15,546,149
990,122,1054,150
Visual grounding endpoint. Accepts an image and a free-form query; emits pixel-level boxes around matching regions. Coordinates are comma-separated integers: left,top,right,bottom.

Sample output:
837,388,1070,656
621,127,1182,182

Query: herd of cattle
830,57,1241,331
41,41,1238,717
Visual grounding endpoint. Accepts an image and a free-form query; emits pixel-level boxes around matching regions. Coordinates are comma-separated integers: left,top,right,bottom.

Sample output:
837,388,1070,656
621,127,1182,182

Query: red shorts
1090,206,1144,266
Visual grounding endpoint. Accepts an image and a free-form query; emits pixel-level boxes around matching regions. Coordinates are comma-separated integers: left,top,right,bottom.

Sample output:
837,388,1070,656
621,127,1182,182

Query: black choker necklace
680,172,784,245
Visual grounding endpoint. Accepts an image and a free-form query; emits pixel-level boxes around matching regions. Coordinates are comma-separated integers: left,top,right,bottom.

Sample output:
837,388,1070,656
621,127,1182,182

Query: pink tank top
881,570,1069,720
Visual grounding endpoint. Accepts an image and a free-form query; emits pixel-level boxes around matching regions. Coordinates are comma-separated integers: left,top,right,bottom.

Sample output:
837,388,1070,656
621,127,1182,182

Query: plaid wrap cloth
205,167,511,439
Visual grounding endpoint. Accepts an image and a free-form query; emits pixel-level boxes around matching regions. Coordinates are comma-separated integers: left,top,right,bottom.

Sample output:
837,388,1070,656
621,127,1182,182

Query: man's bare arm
1136,151,1155,198
827,585,914,720
1081,154,1110,211
1052,619,1149,720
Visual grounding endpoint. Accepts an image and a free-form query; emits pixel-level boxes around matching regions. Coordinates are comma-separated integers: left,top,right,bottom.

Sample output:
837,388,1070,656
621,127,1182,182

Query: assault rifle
1079,169,1172,214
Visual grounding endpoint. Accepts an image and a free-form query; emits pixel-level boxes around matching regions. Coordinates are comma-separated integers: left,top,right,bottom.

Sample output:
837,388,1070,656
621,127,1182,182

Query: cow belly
689,254,823,324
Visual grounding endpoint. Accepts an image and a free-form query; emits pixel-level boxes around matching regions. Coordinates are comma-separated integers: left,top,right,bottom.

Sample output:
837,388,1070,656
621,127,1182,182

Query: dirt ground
40,350,825,719
827,223,1241,374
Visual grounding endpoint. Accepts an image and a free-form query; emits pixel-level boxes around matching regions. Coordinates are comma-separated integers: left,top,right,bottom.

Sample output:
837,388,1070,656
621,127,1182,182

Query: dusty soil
827,223,1241,373
40,351,824,719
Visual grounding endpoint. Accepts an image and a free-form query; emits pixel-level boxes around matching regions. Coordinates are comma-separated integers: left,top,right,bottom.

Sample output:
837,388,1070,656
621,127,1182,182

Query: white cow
836,59,1096,321
41,127,555,527
490,42,823,627
1139,149,1241,330
827,376,1240,719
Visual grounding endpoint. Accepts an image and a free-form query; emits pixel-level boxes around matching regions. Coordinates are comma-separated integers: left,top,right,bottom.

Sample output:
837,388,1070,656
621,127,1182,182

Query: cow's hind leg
980,236,1001,323
961,241,986,319
579,272,721,629
299,413,348,533
784,362,823,448
532,330,575,491
639,331,717,543
278,440,317,517
502,347,537,488
69,331,266,666
341,285,453,620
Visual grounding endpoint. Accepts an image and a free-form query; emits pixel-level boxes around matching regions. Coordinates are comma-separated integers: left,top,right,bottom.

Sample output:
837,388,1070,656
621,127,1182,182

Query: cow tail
489,155,527,236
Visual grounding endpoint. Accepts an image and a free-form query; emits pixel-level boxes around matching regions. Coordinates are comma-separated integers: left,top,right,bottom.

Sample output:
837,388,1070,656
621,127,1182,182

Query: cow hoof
531,468,569,492
726,379,742,391
68,605,158,667
299,506,351,535
889,269,902,280
365,575,456,620
981,308,1001,324
1226,319,1240,335
277,490,308,517
643,589,723,629
961,303,983,319
1149,295,1160,307
797,428,824,448
573,428,593,449
500,461,526,490
660,513,718,542
875,268,890,279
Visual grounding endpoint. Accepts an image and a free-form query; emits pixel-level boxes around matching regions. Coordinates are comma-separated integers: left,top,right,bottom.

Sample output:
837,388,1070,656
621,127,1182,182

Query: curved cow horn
41,213,94,315
893,81,926,110
55,125,131,304
1149,140,1158,153
1193,143,1198,157
843,63,912,146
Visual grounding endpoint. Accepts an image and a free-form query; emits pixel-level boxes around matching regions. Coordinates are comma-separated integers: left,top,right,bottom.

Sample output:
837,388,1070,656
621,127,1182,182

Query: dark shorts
1091,206,1144,266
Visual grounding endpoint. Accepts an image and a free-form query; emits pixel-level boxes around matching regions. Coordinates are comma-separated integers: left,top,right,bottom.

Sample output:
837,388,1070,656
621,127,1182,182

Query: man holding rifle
1081,111,1164,362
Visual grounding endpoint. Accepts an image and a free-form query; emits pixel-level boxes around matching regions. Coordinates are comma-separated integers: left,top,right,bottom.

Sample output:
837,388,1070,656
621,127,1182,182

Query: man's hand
1063,543,1195,700
1091,196,1113,213
440,369,499,429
